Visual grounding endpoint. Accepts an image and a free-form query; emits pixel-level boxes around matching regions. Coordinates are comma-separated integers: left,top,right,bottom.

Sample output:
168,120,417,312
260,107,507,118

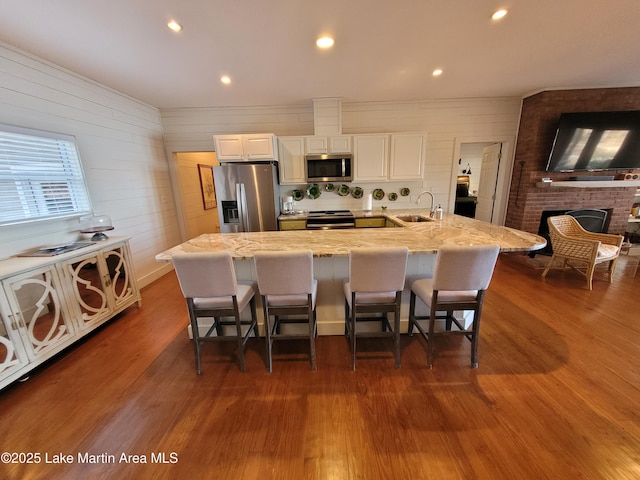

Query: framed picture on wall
198,164,216,209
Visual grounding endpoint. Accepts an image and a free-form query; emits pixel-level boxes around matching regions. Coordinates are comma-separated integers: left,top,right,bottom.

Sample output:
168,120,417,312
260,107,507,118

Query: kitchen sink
395,215,433,223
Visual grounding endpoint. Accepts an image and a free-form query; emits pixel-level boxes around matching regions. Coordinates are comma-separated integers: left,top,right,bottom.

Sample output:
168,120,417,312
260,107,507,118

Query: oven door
306,215,355,230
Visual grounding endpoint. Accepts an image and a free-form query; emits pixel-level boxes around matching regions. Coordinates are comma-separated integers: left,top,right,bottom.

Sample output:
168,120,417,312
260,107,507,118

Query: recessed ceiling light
432,68,443,77
316,36,335,49
167,20,182,32
220,75,231,85
491,9,508,20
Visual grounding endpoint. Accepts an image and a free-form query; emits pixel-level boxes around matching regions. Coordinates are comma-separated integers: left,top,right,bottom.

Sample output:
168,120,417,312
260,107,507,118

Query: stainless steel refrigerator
213,163,280,233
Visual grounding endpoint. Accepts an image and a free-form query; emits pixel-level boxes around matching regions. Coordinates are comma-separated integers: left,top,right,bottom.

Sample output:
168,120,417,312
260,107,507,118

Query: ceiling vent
313,98,342,135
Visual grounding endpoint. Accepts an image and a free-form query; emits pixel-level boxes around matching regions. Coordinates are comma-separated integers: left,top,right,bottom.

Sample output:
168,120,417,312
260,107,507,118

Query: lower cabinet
279,219,307,230
355,217,386,228
0,238,140,390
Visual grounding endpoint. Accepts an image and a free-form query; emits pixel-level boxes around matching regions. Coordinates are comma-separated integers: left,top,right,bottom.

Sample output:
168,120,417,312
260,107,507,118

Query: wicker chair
541,215,623,290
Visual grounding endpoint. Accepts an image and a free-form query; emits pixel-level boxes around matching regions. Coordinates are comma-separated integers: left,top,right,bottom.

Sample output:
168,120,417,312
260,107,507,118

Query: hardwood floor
1,253,639,479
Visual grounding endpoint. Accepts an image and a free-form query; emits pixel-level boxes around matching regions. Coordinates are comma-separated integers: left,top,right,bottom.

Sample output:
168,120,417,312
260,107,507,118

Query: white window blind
0,125,92,225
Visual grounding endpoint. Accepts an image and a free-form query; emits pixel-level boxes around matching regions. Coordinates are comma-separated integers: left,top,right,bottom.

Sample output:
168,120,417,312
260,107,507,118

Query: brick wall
505,87,640,235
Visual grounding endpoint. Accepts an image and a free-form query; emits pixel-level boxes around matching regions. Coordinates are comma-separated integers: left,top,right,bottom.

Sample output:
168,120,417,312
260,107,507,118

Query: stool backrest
349,247,409,293
172,251,237,298
254,250,314,295
433,245,500,292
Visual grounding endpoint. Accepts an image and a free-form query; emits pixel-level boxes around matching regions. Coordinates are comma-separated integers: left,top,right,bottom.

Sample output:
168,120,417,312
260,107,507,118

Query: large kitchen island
156,210,545,335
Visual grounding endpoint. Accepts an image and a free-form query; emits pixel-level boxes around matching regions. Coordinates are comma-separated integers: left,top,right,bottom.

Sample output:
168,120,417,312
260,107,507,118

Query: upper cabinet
353,134,389,182
213,134,278,162
277,131,426,185
353,133,426,182
389,133,426,180
305,135,352,154
278,136,306,185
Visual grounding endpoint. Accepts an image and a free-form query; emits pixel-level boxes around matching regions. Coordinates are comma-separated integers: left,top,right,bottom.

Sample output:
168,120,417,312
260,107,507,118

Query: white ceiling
1,0,639,109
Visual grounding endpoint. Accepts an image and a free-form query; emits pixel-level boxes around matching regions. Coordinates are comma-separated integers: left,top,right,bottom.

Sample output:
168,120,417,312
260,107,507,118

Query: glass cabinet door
103,246,135,309
2,266,76,360
0,309,29,382
65,254,110,329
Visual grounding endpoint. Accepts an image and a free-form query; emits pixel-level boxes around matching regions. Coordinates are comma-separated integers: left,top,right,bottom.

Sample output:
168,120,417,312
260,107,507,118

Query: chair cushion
344,282,397,307
265,279,318,308
597,244,619,259
193,282,256,311
411,278,478,307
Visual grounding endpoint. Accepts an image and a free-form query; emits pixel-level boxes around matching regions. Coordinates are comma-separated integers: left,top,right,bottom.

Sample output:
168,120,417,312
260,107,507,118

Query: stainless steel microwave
305,154,353,182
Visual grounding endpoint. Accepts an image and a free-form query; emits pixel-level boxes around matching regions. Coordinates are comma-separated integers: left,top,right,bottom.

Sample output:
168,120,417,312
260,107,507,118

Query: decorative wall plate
400,187,410,196
338,184,350,196
307,184,321,199
372,188,385,200
325,183,335,192
292,189,304,201
388,192,398,201
351,187,363,199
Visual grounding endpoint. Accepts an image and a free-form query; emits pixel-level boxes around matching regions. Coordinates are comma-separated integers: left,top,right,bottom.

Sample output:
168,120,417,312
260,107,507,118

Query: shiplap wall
0,42,180,287
162,98,523,216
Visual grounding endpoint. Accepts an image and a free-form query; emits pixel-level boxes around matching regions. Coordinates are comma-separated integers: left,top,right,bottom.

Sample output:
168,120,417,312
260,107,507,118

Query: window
0,124,92,225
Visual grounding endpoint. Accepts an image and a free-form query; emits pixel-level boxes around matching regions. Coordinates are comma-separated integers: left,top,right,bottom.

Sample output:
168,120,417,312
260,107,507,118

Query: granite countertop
156,209,546,261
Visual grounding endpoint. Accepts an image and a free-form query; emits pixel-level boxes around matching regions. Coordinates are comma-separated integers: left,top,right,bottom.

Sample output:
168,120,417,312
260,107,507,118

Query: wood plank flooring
0,253,639,479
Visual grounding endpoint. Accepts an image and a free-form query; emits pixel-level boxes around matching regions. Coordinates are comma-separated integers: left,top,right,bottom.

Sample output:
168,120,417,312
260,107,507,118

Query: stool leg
308,296,317,371
250,297,259,337
344,300,349,336
232,298,246,373
394,292,401,369
351,292,357,371
427,297,438,369
263,297,273,372
408,291,416,336
187,299,202,375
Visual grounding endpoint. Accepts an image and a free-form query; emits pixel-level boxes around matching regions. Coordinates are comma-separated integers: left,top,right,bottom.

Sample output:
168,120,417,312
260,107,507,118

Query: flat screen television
545,110,640,172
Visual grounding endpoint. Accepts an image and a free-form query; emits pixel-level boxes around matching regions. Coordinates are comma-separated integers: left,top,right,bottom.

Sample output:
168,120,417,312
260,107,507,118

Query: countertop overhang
156,210,546,261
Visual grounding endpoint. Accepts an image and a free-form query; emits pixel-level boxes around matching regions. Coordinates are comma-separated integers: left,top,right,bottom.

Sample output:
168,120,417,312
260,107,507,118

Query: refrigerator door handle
236,183,249,232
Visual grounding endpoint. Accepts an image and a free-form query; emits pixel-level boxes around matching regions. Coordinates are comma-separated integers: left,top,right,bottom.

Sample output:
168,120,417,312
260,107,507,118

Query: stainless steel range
306,210,355,230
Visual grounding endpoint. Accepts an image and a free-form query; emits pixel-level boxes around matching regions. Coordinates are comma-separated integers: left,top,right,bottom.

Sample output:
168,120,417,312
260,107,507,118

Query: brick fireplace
505,87,640,236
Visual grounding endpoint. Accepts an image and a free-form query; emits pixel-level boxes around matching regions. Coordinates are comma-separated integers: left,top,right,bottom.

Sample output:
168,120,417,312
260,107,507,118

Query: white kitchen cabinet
305,135,352,154
329,136,351,153
213,135,244,161
213,134,278,161
278,136,306,184
353,134,389,182
243,134,278,160
305,136,328,154
389,133,426,180
0,238,140,390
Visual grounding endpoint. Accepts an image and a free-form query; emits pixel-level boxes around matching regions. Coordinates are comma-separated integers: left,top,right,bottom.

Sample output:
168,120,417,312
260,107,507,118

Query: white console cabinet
0,238,140,390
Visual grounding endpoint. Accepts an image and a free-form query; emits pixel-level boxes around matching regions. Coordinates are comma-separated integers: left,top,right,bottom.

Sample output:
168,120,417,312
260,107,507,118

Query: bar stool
254,250,318,371
408,245,500,368
172,251,258,373
343,247,409,370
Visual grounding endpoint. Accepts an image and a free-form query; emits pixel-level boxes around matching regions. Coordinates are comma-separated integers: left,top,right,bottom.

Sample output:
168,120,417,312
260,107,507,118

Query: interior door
475,143,502,223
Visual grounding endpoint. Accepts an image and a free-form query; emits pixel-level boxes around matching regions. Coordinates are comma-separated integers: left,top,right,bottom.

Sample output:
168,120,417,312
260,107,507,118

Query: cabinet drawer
279,219,307,230
355,217,386,228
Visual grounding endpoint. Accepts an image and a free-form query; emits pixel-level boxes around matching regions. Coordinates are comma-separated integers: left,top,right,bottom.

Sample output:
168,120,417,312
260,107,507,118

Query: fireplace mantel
535,180,640,188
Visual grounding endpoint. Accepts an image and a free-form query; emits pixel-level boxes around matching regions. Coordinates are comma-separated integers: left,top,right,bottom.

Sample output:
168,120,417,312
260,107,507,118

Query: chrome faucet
415,191,436,218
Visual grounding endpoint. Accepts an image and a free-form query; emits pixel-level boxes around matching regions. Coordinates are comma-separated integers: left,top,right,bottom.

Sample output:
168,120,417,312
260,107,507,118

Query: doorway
452,139,513,225
173,152,220,240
